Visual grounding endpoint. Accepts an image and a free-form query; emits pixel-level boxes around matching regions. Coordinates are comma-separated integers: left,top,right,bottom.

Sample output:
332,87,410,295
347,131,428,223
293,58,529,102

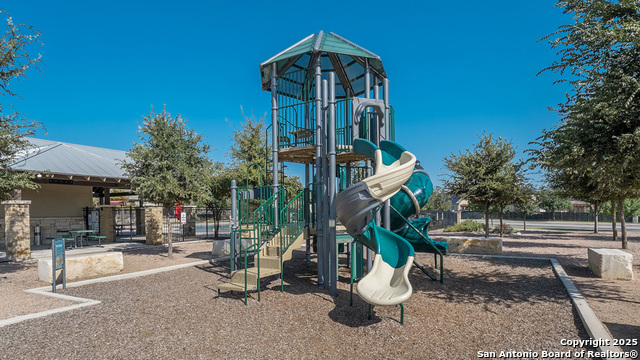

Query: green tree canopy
533,0,640,248
0,11,43,201
227,107,302,200
122,106,211,257
537,188,572,220
422,186,452,212
443,133,524,237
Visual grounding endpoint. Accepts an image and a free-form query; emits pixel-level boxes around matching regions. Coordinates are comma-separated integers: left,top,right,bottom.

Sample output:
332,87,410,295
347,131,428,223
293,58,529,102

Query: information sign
52,239,66,293
180,211,186,225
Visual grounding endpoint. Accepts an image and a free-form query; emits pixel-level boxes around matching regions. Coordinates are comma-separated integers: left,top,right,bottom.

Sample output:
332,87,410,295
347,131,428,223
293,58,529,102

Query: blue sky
4,1,571,187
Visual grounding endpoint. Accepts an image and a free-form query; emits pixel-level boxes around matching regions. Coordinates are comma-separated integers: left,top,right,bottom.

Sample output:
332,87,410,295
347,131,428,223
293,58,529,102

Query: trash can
34,226,41,246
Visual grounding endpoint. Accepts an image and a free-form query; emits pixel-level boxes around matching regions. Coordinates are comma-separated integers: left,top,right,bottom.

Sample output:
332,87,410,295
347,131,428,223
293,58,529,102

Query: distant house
2,138,130,245
570,200,591,213
448,195,468,212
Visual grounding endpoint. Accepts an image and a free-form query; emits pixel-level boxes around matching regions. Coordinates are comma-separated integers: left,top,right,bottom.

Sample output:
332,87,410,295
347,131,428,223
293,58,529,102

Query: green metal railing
272,96,396,159
278,188,308,291
230,187,285,304
390,206,444,283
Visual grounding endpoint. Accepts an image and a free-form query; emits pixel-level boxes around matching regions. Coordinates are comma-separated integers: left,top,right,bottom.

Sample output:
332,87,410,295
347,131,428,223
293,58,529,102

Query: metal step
218,282,255,292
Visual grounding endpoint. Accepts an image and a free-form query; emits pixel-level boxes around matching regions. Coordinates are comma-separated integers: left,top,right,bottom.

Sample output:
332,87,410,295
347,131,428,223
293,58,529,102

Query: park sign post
52,239,66,293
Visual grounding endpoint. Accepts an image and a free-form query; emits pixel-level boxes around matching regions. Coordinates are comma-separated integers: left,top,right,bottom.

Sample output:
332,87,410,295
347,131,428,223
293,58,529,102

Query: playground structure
217,31,448,321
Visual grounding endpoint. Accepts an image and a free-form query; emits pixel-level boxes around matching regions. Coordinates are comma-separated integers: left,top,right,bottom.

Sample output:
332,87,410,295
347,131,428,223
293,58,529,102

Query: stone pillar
145,205,164,245
3,200,31,261
135,208,145,235
183,206,196,236
98,206,116,243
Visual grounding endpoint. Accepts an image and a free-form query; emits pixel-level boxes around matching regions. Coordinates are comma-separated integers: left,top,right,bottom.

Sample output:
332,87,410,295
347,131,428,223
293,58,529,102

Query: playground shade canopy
260,31,387,100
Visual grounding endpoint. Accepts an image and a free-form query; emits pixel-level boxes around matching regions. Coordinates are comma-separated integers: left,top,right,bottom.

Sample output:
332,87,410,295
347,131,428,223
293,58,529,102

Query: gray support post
314,57,324,286
383,78,391,230
328,72,338,296
305,102,311,267
271,63,279,228
373,77,382,230
230,180,238,272
373,78,380,146
322,78,330,291
364,59,373,272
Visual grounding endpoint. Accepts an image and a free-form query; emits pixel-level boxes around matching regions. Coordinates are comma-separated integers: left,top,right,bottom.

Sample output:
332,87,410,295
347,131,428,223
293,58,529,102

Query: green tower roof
260,31,387,99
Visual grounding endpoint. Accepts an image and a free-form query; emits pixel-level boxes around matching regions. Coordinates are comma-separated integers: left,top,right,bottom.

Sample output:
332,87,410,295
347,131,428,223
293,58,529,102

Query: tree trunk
484,202,489,238
612,202,618,242
523,216,527,231
213,208,221,238
166,212,173,259
499,206,504,237
618,199,627,249
593,202,599,234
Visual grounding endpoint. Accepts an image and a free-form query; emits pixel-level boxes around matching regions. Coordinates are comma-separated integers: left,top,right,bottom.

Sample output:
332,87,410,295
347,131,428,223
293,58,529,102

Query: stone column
3,200,31,261
144,205,164,245
135,208,145,235
183,206,196,236
98,206,116,243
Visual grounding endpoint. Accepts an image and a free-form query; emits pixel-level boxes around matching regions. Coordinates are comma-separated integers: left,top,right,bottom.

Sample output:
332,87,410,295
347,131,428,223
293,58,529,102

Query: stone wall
3,200,31,261
30,217,85,245
0,217,86,248
98,206,116,242
145,205,163,245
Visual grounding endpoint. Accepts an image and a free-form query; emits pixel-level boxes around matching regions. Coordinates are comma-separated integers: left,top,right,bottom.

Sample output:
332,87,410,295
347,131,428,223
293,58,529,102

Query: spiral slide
335,139,417,306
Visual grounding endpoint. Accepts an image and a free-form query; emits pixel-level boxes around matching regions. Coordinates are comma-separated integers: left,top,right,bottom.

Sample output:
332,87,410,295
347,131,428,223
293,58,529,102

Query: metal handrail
278,188,308,291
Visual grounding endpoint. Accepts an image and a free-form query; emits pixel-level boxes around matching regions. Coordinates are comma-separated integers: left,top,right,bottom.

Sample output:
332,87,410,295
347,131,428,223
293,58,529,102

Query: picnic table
68,230,96,248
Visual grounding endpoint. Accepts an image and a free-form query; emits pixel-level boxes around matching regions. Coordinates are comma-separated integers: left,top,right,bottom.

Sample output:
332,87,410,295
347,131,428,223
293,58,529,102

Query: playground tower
221,32,445,312
259,31,393,296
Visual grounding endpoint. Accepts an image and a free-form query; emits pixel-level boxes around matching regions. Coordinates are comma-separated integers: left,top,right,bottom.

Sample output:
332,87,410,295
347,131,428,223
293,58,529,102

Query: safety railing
230,187,286,304
278,188,308,291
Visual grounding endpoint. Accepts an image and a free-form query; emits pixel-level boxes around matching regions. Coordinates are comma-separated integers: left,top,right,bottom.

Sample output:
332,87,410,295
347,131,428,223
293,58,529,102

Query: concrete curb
452,254,624,358
0,256,229,328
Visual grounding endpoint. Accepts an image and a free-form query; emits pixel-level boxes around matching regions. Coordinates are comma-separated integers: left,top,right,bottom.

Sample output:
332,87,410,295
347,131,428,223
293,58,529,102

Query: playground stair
217,229,306,296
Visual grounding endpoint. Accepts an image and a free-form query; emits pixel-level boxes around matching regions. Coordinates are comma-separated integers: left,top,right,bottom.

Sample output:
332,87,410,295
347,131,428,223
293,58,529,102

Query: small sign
52,239,66,293
54,240,64,270
329,219,336,228
180,211,187,225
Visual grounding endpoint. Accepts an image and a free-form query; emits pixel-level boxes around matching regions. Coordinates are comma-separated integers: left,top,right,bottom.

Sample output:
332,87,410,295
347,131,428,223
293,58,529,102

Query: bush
443,219,484,233
490,224,514,235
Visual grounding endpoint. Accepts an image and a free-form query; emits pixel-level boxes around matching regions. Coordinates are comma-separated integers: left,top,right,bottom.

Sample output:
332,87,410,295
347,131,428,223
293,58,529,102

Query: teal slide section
388,171,449,254
356,220,414,268
339,138,447,256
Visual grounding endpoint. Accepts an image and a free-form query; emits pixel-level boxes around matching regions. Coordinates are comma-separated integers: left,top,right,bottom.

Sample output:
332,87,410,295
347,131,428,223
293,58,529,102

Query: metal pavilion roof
260,31,387,99
9,138,128,181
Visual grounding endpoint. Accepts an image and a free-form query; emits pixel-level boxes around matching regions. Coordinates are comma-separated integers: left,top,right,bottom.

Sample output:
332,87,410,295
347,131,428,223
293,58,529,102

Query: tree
122,106,211,258
227,107,302,200
227,108,268,188
0,11,43,201
203,162,234,238
512,182,537,232
493,162,529,237
537,188,572,220
422,186,452,212
443,133,521,238
535,0,640,249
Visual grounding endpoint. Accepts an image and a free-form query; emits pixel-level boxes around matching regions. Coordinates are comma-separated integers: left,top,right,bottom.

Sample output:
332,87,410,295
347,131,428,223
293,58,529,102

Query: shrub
443,219,484,233
490,224,514,235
